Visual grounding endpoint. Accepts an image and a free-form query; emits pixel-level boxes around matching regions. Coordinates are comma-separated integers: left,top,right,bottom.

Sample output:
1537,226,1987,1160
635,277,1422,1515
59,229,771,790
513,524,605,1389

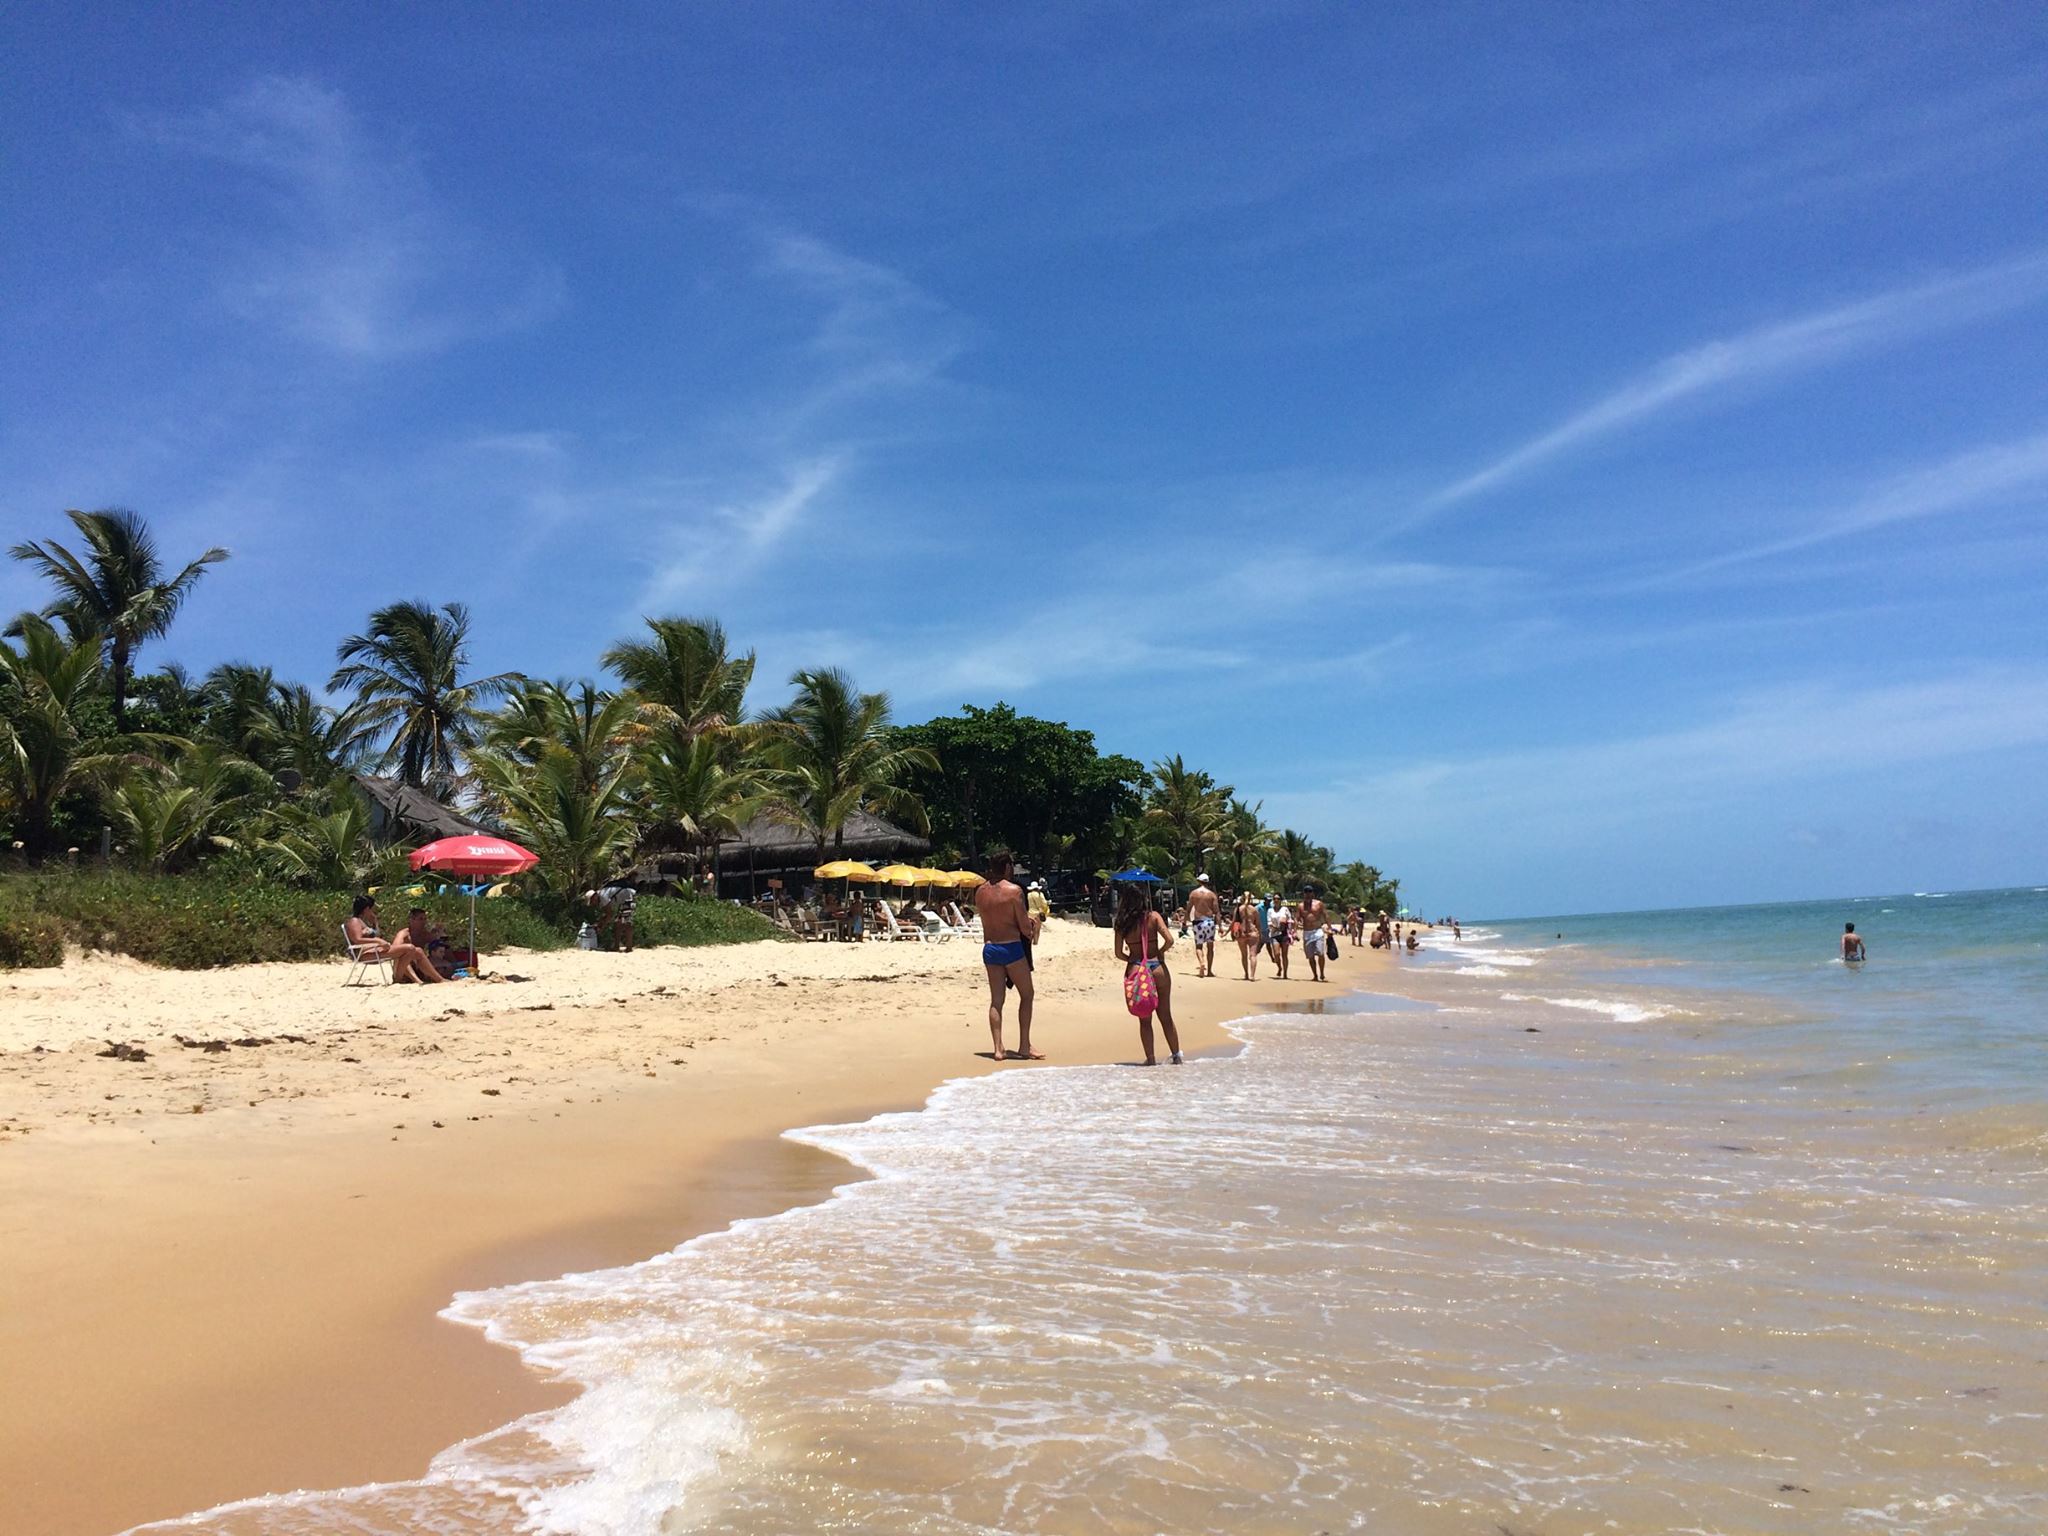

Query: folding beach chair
342,925,392,986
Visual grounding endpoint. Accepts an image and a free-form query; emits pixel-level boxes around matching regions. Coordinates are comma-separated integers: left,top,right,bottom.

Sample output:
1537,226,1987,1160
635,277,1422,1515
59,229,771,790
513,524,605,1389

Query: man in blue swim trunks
974,848,1043,1060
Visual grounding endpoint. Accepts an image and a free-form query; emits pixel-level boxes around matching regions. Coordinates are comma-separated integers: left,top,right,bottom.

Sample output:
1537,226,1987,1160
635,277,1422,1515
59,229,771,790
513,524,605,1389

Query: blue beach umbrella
1110,868,1166,883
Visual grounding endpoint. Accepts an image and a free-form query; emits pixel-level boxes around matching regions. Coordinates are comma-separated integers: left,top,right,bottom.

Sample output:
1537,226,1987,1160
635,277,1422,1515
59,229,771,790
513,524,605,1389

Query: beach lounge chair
876,905,926,942
342,925,391,986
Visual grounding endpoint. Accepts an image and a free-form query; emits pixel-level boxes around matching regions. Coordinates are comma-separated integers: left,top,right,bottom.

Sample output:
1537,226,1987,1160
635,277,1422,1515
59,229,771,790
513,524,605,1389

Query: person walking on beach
975,848,1042,1060
1187,873,1221,978
1842,922,1867,963
1235,891,1262,979
1298,884,1329,983
1269,893,1293,979
1114,882,1182,1065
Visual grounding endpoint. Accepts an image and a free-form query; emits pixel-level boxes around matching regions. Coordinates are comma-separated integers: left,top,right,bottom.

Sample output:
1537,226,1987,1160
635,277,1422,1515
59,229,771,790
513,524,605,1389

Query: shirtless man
1297,884,1329,982
1841,922,1867,963
1186,873,1221,978
974,848,1042,1060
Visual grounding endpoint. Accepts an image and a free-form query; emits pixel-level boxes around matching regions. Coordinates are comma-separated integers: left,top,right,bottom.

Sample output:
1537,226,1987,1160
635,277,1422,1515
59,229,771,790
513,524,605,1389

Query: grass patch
633,894,794,947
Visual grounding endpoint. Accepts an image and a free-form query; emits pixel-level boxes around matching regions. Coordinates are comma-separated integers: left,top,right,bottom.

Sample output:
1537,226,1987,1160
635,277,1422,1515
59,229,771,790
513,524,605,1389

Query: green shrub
0,909,65,968
0,874,785,969
633,893,793,947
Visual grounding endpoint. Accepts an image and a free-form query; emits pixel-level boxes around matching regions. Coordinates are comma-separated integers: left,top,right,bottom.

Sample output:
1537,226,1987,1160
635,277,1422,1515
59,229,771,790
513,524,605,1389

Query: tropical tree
639,729,771,879
261,683,358,789
1143,754,1230,880
330,600,519,795
256,788,395,890
8,508,228,732
1272,828,1334,892
198,662,278,759
0,615,124,854
602,616,755,745
1214,796,1278,892
102,745,267,872
476,749,641,896
762,667,937,858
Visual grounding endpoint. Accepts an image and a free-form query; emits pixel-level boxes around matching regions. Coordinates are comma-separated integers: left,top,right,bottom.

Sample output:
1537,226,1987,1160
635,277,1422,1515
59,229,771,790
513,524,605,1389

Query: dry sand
0,917,1390,1535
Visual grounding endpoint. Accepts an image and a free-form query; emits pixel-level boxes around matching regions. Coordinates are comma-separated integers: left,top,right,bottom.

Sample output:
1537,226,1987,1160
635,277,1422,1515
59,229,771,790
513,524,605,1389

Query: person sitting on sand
1404,927,1420,953
397,906,456,982
1114,882,1182,1065
1842,922,1867,962
974,848,1042,1061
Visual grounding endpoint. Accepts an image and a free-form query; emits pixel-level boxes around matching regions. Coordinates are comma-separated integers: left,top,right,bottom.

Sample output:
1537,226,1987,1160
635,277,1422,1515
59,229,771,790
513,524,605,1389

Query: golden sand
0,918,1372,1535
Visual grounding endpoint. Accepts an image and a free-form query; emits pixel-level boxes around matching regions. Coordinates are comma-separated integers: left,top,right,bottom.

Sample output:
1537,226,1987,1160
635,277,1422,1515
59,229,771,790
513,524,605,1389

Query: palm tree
640,729,771,881
0,615,125,854
761,668,937,859
9,508,228,732
261,683,357,789
1272,828,1333,892
602,617,756,744
1143,755,1229,880
102,744,267,873
256,787,397,890
1216,796,1278,892
480,750,641,896
479,680,639,796
199,662,278,759
330,600,519,795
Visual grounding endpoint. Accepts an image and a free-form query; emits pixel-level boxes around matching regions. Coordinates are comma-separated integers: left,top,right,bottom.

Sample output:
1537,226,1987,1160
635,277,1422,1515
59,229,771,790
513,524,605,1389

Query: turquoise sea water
131,889,2048,1535
1477,885,2048,1143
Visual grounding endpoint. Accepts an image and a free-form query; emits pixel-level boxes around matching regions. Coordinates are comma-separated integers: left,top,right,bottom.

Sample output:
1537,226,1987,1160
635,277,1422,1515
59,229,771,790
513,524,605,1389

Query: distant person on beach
975,848,1042,1061
1187,873,1221,978
587,883,637,952
1405,928,1420,953
1027,880,1052,927
1269,894,1293,979
1114,882,1182,1065
1298,884,1329,982
1842,922,1867,962
1234,892,1261,979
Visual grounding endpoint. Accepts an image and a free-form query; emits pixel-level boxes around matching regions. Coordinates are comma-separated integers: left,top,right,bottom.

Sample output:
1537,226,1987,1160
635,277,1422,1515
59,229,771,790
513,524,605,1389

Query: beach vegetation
7,507,229,733
329,599,520,796
759,667,937,858
2,509,1404,963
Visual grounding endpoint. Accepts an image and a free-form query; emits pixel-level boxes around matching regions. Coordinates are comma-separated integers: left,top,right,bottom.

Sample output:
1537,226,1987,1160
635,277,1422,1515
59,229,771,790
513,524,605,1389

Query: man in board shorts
1297,883,1329,982
1186,872,1220,978
974,848,1042,1060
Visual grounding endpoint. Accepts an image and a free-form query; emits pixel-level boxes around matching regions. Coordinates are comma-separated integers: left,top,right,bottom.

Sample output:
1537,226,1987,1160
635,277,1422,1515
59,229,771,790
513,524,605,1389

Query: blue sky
5,3,2046,917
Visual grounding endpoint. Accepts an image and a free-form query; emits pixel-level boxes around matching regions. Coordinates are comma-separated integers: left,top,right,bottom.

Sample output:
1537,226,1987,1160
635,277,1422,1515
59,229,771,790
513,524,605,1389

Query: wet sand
0,919,1375,1535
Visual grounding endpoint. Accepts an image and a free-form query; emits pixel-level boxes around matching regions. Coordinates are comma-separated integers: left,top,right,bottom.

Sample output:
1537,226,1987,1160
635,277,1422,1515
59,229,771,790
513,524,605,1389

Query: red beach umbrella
408,837,540,973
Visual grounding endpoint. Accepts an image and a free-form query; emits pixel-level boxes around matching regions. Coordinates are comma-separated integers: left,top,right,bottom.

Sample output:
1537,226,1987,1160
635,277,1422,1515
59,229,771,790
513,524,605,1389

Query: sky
4,2,2046,917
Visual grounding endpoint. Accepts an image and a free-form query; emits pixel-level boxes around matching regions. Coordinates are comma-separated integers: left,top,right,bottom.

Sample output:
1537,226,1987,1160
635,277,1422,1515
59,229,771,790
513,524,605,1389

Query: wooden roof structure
351,774,493,845
724,809,930,863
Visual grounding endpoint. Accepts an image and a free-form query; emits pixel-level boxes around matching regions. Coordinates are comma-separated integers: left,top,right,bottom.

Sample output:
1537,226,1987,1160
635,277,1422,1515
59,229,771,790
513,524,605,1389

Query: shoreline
2,922,1386,1536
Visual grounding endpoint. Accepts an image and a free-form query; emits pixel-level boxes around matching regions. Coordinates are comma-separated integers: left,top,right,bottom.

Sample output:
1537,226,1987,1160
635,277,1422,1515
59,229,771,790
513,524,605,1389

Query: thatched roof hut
709,810,930,897
351,775,493,845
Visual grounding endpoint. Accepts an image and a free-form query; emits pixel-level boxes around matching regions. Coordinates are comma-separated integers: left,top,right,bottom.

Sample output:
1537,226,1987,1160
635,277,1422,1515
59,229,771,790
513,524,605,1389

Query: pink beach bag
1124,916,1159,1018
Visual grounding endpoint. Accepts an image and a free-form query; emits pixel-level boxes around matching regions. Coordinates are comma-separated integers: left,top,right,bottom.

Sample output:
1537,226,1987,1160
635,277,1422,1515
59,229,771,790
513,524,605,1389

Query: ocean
132,888,2048,1535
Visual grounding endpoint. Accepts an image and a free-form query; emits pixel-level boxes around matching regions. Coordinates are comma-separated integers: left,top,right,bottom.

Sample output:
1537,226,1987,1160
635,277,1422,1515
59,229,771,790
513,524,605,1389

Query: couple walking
976,853,1184,1068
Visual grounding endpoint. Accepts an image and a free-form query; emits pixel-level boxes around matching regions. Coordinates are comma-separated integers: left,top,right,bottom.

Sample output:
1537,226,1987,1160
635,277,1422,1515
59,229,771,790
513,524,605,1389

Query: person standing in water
1842,922,1867,962
1114,882,1182,1065
974,849,1042,1060
1186,872,1221,978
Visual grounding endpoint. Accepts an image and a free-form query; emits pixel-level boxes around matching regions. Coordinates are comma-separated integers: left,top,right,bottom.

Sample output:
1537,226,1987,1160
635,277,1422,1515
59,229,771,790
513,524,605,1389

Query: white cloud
147,76,563,358
1424,251,2048,512
1657,428,2048,582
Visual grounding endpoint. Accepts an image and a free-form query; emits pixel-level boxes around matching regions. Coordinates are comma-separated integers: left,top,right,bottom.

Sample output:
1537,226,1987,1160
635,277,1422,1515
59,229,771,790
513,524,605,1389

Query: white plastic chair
343,925,392,986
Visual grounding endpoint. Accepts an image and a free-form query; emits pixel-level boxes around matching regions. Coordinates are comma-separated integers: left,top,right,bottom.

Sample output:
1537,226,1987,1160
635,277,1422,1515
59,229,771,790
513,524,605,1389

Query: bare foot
1141,1057,1157,1067
1170,1052,1184,1064
1018,1049,1046,1060
992,1047,1007,1061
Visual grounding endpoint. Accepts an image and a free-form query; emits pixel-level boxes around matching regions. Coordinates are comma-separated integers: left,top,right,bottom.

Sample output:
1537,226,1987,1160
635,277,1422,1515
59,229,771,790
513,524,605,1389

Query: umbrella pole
470,887,478,976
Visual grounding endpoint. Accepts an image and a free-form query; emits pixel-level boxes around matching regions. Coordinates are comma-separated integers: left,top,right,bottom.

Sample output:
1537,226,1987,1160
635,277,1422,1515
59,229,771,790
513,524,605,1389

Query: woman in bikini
1234,892,1261,980
1113,882,1182,1066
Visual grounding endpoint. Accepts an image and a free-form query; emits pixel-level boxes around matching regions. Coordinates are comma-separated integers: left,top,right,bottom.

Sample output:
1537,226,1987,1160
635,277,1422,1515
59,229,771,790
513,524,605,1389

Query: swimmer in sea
1842,922,1867,963
974,848,1043,1060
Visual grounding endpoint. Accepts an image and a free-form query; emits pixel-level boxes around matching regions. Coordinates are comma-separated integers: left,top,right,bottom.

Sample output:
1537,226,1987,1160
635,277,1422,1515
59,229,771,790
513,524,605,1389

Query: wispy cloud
636,456,843,609
1424,252,2048,512
146,76,563,358
1657,428,2048,583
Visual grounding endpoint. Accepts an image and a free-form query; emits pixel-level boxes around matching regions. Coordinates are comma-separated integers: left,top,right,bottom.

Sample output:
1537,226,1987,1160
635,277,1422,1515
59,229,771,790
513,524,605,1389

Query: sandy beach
0,918,1381,1536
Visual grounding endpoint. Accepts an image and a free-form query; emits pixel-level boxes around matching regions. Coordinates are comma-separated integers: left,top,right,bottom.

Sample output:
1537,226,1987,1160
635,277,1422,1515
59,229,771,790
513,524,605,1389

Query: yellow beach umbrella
948,870,986,888
874,863,924,885
915,867,950,885
815,859,878,881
